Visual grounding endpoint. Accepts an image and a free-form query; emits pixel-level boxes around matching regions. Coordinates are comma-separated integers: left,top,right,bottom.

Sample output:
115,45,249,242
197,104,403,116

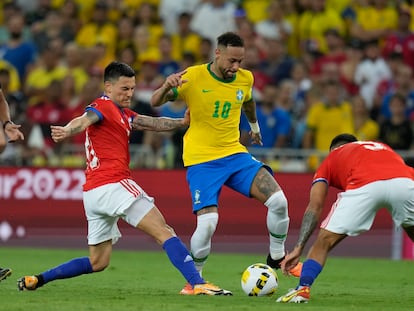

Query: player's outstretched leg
17,257,93,291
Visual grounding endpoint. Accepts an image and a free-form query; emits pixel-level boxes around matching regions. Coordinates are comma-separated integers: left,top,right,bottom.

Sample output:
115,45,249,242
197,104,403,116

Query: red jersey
83,95,137,191
313,141,414,190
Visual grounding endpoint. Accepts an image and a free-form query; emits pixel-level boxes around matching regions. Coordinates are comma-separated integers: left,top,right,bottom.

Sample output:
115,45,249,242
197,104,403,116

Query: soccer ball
241,263,278,296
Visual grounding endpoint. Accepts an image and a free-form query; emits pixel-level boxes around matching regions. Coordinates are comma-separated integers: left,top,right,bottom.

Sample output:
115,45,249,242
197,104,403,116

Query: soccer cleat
266,254,302,277
276,286,310,303
0,267,12,282
288,261,303,277
193,282,233,296
179,282,194,295
17,276,39,291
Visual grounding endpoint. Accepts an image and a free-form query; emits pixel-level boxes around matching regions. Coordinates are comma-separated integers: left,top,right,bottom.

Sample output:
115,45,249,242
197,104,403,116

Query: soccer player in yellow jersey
151,32,301,295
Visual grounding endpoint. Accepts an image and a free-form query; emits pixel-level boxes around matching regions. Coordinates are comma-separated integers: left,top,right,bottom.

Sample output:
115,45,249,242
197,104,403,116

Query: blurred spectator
354,39,392,110
75,1,117,67
134,60,164,106
380,63,414,121
351,94,379,141
291,86,321,149
241,0,271,24
24,0,52,27
190,0,237,44
58,0,82,37
115,15,136,57
242,46,272,101
179,51,197,71
134,2,164,49
279,0,301,57
158,99,187,168
159,0,201,35
254,0,292,42
133,25,161,70
158,34,180,78
349,0,397,43
26,79,73,163
310,28,347,78
0,2,32,44
24,38,67,106
0,67,25,125
259,38,295,84
116,43,139,72
197,37,213,64
339,38,363,95
0,59,21,93
236,19,267,58
382,7,414,72
302,80,353,151
240,83,292,149
171,12,202,62
289,61,312,125
32,9,74,53
379,92,413,150
63,42,89,98
0,10,37,83
297,0,346,56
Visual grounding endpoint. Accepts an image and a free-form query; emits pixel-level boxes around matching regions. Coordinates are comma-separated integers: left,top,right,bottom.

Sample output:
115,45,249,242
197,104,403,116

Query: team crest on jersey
236,89,243,101
194,190,201,204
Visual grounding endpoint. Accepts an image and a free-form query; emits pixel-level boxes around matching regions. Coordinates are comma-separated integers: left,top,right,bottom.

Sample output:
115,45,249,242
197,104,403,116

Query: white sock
265,191,289,260
190,212,219,274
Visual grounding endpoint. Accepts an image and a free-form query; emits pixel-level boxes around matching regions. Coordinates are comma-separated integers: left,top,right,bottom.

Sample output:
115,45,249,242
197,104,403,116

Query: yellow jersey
173,63,252,166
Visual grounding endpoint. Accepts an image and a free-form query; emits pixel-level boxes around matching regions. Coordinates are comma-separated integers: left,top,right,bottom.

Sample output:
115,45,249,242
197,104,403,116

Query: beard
10,31,22,40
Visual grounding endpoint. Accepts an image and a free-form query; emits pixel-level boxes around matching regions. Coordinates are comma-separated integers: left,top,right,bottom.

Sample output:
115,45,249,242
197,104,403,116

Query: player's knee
265,191,288,216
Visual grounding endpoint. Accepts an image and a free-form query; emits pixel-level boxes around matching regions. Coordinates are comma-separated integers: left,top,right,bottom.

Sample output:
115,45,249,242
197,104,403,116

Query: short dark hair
217,32,244,48
329,133,358,150
104,61,135,83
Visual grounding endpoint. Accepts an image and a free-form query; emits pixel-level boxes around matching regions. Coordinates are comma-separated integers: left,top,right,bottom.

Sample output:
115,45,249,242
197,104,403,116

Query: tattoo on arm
133,116,184,131
296,210,319,248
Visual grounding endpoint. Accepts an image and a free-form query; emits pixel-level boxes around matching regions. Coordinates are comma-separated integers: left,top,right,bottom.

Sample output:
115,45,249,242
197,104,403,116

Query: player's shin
190,213,219,275
265,191,289,261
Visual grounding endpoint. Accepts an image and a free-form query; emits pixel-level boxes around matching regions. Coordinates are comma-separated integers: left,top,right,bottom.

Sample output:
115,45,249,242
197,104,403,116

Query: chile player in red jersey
277,133,414,303
17,61,229,295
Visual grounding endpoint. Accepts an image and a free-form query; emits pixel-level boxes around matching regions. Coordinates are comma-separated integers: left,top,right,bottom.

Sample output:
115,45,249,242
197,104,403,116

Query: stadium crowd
1,0,414,170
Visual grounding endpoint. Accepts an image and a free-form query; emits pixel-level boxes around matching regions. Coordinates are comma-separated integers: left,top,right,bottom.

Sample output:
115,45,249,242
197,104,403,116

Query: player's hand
163,70,188,90
281,248,301,276
4,123,24,142
50,125,70,143
250,131,263,146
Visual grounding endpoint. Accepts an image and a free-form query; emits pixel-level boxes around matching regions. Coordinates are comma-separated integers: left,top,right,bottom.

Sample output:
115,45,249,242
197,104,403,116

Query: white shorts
83,179,154,245
321,178,414,236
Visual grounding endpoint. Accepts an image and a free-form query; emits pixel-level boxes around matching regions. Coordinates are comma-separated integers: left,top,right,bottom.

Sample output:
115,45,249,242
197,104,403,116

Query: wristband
3,120,13,130
248,121,260,134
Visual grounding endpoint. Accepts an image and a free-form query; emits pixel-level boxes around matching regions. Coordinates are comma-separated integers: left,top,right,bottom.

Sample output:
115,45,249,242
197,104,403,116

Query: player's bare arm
242,99,262,146
50,111,99,143
151,70,187,107
295,182,328,250
132,111,189,132
0,86,24,143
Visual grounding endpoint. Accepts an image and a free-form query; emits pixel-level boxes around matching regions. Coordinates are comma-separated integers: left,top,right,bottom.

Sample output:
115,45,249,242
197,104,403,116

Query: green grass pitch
0,247,413,310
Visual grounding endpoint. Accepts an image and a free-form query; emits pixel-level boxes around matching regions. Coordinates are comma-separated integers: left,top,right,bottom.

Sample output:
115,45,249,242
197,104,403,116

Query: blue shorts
186,153,272,213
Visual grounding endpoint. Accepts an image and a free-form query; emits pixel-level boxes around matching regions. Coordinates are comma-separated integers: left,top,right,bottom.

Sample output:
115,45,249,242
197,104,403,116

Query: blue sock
299,259,323,287
163,236,205,286
41,257,93,284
